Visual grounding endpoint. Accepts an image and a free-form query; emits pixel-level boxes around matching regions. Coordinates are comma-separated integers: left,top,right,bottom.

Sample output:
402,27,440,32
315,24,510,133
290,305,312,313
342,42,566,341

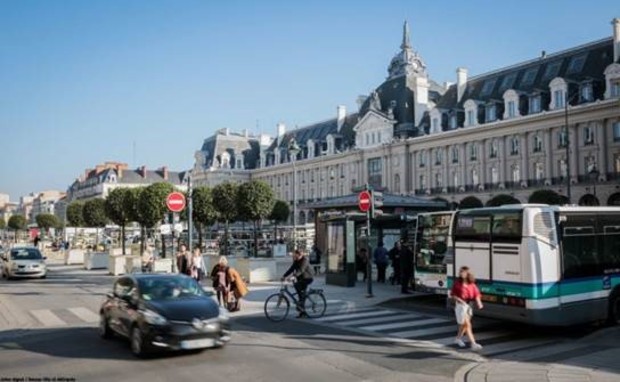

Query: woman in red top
450,266,484,350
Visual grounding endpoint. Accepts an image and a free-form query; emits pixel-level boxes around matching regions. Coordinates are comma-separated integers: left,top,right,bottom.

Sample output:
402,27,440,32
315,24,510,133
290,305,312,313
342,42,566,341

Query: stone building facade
195,19,620,224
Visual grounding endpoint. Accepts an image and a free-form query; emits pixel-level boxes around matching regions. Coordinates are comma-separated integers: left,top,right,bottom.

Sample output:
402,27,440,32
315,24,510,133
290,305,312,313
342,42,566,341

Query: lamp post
187,173,193,251
288,139,301,250
588,165,599,204
563,89,580,204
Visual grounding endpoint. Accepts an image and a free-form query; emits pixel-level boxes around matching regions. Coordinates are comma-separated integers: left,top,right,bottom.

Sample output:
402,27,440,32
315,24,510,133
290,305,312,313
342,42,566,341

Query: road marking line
360,317,447,332
30,309,65,327
67,307,99,323
317,310,395,322
334,313,425,327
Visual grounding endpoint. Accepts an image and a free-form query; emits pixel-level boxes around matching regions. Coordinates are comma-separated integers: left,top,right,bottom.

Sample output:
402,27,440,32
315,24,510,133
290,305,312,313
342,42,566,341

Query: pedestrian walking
176,244,190,275
227,266,248,311
141,244,155,273
33,234,41,249
309,243,322,275
373,241,389,283
356,248,368,281
210,256,231,307
450,266,484,350
388,242,402,285
400,241,414,294
190,247,203,281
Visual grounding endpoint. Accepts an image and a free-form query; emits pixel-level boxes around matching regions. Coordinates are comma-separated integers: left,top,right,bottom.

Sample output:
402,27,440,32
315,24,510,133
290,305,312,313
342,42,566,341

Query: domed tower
387,21,427,79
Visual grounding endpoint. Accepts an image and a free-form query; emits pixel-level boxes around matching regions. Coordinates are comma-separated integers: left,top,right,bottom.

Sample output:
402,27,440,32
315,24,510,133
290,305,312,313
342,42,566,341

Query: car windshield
138,276,207,301
10,248,43,260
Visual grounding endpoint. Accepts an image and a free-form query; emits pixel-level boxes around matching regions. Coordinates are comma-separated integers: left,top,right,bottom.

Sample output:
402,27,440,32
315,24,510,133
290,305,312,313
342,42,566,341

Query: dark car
99,273,230,357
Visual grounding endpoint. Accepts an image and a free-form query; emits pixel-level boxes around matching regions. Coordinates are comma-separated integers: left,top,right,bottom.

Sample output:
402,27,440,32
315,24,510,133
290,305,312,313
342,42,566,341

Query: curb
453,362,482,382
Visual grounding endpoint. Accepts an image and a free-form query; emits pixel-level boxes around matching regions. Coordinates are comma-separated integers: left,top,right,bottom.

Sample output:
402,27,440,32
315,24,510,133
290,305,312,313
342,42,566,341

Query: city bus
448,204,620,326
411,211,455,295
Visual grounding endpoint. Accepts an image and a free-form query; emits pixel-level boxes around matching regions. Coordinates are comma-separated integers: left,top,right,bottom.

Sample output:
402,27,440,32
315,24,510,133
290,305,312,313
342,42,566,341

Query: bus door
453,212,492,281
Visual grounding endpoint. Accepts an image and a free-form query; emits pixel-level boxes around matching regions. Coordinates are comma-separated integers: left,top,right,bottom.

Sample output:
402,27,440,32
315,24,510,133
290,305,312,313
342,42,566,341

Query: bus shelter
302,194,447,287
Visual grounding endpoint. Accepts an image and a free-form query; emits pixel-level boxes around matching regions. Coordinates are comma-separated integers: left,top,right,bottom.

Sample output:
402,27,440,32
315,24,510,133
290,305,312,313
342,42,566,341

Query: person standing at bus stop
373,241,389,283
400,241,414,294
451,266,484,350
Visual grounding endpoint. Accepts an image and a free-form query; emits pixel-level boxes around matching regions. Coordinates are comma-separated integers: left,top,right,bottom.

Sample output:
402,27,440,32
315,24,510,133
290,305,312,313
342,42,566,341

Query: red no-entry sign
166,192,186,212
358,190,371,212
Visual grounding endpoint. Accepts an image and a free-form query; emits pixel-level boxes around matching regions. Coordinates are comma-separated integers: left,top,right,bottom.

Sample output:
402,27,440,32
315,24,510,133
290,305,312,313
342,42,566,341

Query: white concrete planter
124,256,142,274
65,249,85,265
153,258,173,273
236,258,277,283
108,255,125,276
84,252,109,270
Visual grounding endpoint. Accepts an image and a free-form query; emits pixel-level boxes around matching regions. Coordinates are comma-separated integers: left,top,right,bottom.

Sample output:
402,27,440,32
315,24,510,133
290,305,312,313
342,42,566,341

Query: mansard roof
200,130,261,169
435,37,614,110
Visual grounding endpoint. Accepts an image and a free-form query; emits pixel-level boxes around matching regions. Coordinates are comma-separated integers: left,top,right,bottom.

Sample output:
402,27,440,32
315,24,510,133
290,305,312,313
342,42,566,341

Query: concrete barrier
108,254,125,276
153,258,172,273
65,249,85,265
84,252,108,270
124,256,142,274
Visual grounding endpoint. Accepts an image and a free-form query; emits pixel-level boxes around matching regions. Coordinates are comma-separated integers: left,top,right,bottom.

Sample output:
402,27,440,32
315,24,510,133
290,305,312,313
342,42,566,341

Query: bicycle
264,281,327,322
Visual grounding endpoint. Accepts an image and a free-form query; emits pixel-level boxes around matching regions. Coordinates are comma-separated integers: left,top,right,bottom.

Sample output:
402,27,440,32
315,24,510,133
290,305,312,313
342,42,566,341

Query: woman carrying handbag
450,266,484,350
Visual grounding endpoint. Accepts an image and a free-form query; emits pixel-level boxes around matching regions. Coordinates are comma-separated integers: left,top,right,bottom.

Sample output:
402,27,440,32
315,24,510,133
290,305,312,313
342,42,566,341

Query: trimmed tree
237,180,275,257
83,198,108,249
458,196,483,209
486,194,520,207
35,213,60,238
8,215,27,243
528,189,565,205
212,182,239,256
105,188,134,255
192,186,217,249
66,201,85,227
269,200,290,242
137,183,174,256
125,187,144,252
0,218,5,230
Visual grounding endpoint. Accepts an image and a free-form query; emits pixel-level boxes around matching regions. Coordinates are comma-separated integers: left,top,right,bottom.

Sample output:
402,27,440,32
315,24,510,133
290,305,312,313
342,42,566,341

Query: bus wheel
608,291,620,326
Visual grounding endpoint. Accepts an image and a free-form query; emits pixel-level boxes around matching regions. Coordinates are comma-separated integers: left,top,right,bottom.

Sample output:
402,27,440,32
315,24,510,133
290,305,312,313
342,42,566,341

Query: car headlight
218,308,230,322
141,309,168,326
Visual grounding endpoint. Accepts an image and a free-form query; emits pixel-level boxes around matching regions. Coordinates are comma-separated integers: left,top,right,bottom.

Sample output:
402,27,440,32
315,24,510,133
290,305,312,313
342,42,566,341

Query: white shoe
454,338,466,348
470,342,483,351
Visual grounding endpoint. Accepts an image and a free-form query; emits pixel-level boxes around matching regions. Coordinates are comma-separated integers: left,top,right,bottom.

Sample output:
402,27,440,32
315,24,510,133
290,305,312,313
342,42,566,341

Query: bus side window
562,217,599,279
602,225,620,271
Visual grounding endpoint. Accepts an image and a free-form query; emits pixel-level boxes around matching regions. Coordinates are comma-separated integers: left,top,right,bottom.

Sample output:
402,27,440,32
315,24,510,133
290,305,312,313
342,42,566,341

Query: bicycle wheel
264,293,290,322
303,291,327,318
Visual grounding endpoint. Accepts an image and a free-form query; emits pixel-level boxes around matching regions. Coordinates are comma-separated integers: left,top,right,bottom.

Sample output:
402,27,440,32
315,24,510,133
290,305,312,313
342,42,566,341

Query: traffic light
371,191,384,219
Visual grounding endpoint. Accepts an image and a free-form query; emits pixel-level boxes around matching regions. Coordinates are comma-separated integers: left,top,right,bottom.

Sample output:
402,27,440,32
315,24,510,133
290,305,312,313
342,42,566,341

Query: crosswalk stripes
28,307,99,327
316,307,571,357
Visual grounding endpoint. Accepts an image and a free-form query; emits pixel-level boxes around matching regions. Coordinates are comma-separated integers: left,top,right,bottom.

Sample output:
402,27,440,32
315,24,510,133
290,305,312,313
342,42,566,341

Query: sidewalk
456,327,620,382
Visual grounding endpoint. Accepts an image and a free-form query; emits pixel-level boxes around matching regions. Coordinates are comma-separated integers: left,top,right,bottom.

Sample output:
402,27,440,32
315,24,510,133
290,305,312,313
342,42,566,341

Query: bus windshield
415,213,452,274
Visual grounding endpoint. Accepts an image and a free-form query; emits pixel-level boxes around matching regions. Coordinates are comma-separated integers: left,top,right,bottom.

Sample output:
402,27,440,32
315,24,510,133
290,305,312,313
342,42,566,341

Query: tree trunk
140,226,146,255
224,220,229,257
253,220,259,258
121,224,126,255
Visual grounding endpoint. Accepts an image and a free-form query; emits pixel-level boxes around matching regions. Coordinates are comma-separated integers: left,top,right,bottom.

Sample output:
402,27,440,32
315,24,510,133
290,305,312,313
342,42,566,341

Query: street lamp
563,89,581,204
288,138,301,250
588,165,600,204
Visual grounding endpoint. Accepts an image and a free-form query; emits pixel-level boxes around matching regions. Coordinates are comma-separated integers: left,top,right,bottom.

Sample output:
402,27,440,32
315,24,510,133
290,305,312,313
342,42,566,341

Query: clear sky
1,0,618,201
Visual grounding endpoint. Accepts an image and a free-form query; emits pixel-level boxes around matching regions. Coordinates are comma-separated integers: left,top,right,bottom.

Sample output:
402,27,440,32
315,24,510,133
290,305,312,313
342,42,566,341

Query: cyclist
281,249,314,318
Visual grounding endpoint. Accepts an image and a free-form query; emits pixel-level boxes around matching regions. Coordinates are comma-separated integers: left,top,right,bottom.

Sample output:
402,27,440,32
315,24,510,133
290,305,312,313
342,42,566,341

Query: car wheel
130,326,147,357
99,314,114,339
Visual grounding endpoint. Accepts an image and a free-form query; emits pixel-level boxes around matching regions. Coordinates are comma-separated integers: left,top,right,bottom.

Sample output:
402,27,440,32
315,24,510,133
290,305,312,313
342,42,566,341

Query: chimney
116,164,123,178
277,122,286,137
456,67,468,102
140,165,147,178
356,95,368,111
161,166,168,180
337,105,346,130
613,18,620,63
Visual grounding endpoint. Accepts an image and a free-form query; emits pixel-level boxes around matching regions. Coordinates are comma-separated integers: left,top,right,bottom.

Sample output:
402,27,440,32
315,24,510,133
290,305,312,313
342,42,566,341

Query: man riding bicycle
281,249,314,318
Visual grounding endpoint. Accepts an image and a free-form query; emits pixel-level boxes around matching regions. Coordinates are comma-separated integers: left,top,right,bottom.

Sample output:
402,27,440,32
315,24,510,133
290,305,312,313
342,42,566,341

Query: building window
467,110,475,126
613,122,620,141
451,146,459,163
520,67,539,87
449,115,457,129
452,171,459,187
611,80,620,98
512,164,521,183
584,126,594,145
559,159,568,179
533,134,543,153
418,151,426,167
490,139,499,158
615,154,620,173
529,95,541,114
419,174,427,190
558,129,568,148
434,149,442,165
394,174,401,193
368,158,382,189
434,173,442,188
585,156,597,173
580,83,593,102
510,136,520,155
365,133,369,146
469,143,478,161
491,167,499,184
507,101,516,118
471,168,479,185
554,89,565,109
377,131,382,143
534,162,544,180
432,118,439,132
486,104,497,122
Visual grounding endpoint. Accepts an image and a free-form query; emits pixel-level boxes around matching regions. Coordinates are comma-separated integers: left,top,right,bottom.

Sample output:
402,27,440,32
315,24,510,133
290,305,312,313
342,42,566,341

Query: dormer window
464,100,478,127
307,139,315,159
326,135,335,154
580,82,593,102
449,114,457,129
549,77,567,110
529,94,542,114
485,104,497,122
533,134,543,153
507,101,516,118
604,63,620,99
503,90,520,119
432,117,439,132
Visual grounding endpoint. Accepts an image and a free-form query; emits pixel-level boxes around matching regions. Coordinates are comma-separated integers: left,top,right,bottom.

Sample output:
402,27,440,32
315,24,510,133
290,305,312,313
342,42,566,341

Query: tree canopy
192,186,217,226
8,215,27,231
269,200,290,223
137,183,175,228
237,180,275,223
83,198,108,228
66,201,85,227
212,182,239,224
458,196,483,209
35,213,60,232
528,189,566,205
0,219,5,230
486,194,521,207
105,188,136,254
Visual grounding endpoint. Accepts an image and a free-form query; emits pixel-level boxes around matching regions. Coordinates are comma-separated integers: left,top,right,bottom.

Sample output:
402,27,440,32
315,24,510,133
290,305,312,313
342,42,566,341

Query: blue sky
1,0,618,200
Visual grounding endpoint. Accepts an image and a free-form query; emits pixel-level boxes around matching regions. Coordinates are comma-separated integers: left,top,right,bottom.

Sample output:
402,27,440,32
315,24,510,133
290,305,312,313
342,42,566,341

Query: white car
1,247,47,279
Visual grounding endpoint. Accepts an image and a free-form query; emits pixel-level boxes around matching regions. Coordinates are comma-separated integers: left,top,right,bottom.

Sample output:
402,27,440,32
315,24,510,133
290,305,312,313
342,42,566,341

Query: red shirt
451,280,481,302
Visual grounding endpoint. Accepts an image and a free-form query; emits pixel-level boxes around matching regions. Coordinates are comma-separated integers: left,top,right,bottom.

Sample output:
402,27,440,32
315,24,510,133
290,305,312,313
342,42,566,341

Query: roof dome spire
387,20,427,79
401,20,411,50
